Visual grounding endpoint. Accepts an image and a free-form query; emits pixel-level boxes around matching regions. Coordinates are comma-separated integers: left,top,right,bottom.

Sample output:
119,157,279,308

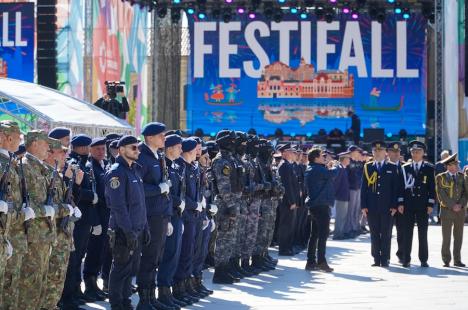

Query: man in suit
399,141,435,268
435,153,467,267
361,141,401,267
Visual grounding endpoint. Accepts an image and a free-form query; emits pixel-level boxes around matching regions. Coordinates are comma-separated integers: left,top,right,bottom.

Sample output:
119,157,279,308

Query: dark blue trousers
367,210,393,264
157,215,183,287
174,219,197,283
83,209,111,280
136,215,169,289
193,220,212,277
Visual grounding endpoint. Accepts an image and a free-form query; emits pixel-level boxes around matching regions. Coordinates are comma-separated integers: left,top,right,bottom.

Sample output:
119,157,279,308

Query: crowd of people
0,120,467,310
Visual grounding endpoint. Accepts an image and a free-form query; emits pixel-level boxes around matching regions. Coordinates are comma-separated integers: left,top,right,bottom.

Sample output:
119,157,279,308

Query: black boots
157,286,183,309
148,286,177,310
213,264,237,284
84,276,107,301
172,280,198,305
194,276,213,295
136,288,156,310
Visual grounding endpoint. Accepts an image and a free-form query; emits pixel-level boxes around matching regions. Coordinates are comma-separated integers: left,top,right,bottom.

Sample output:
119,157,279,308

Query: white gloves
73,207,82,219
181,223,184,235
0,200,8,213
167,222,174,236
6,240,13,259
91,225,102,236
210,219,216,232
201,197,207,208
178,200,186,213
159,182,170,195
65,204,74,217
209,204,218,215
202,219,210,230
22,205,35,221
43,205,55,218
92,193,99,205
196,202,203,212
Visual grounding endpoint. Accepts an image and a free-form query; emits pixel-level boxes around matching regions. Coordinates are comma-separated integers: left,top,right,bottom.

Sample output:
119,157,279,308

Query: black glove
125,231,138,251
143,227,151,246
227,206,237,217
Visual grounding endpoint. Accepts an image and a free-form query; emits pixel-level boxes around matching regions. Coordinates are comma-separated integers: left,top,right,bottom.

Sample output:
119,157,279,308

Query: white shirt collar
374,160,385,167
413,161,423,168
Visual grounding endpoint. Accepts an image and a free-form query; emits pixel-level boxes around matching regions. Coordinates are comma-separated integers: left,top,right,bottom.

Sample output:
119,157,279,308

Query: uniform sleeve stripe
428,199,435,203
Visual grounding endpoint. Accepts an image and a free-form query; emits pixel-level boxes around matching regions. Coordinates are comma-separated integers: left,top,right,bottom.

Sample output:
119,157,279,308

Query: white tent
0,78,134,137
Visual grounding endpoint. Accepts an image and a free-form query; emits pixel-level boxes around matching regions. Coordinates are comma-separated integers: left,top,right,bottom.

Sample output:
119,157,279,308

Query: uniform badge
393,144,399,150
222,165,231,176
110,177,120,189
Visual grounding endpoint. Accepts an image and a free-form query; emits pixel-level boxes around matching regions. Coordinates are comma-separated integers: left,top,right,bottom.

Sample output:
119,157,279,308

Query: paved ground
84,225,468,310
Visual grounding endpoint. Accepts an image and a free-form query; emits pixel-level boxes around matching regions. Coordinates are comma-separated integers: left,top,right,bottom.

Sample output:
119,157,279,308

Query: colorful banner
187,15,428,136
0,2,34,82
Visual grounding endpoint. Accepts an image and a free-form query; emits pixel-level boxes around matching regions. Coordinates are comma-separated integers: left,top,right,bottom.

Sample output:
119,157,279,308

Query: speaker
363,128,385,143
37,1,58,89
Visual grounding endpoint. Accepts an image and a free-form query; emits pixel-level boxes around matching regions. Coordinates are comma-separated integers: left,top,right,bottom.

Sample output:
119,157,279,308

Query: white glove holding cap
159,182,170,195
167,222,174,236
209,204,218,215
210,219,216,232
196,202,203,212
91,225,102,236
73,207,82,219
22,205,35,222
92,193,99,205
178,200,186,213
202,219,210,230
0,200,8,213
201,197,207,208
65,204,74,217
43,205,55,218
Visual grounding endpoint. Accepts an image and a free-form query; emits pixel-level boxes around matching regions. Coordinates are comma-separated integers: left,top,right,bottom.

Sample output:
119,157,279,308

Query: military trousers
402,208,429,264
367,210,393,265
440,207,466,264
174,217,197,283
278,203,297,254
157,215,183,287
241,198,261,259
193,217,212,278
2,251,24,309
214,213,237,266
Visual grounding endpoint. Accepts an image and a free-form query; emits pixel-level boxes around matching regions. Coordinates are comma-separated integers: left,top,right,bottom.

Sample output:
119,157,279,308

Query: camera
105,81,125,95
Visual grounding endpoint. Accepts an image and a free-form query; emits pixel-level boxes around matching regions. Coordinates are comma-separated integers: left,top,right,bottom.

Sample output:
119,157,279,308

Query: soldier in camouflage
17,130,57,309
41,138,84,310
0,121,35,309
253,139,284,270
211,130,241,284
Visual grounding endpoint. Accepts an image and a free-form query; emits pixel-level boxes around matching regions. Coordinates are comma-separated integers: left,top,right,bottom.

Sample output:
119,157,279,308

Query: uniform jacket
137,143,171,217
176,157,199,222
435,171,467,209
90,157,110,226
347,160,363,190
167,157,183,216
360,160,401,213
105,156,147,234
400,161,435,210
334,165,350,202
278,159,301,208
305,162,337,207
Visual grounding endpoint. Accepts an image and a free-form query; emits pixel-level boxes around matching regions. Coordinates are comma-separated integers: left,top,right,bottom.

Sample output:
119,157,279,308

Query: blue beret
165,134,182,148
105,133,121,141
142,122,166,136
347,145,361,152
182,138,197,153
109,140,119,149
193,137,203,144
117,135,139,147
277,143,292,152
71,134,92,147
48,127,70,139
90,137,107,147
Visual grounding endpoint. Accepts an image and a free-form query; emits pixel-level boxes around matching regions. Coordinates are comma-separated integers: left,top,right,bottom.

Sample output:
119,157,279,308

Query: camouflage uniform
212,150,240,266
1,122,28,310
240,155,263,260
233,154,248,259
254,159,284,256
41,140,75,309
18,132,57,309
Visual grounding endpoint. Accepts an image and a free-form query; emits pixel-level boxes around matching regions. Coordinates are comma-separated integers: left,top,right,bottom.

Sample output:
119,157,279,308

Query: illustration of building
0,58,7,78
257,58,354,98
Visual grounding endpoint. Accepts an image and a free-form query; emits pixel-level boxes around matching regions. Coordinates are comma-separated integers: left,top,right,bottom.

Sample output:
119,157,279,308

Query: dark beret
109,140,119,149
117,135,139,148
142,122,166,136
105,133,121,141
48,127,71,139
182,138,197,153
90,137,107,147
71,134,92,147
165,134,182,148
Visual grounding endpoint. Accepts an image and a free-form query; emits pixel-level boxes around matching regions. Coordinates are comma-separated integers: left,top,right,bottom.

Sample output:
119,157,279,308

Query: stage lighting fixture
315,7,324,20
325,8,335,23
422,2,435,23
342,2,350,14
186,5,195,14
223,7,232,22
351,11,359,19
300,10,308,19
198,11,206,19
173,0,181,4
248,11,256,18
402,8,410,19
225,0,233,3
394,3,402,14
237,7,246,14
278,0,286,4
171,8,181,23
157,5,167,18
290,6,298,13
329,0,337,4
387,0,395,3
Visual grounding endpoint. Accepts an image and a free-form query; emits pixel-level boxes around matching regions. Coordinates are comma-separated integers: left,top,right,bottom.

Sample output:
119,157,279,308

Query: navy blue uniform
277,159,300,255
83,157,112,283
105,156,147,306
62,152,100,300
157,157,185,287
393,161,405,262
174,158,200,284
361,161,401,266
400,161,435,265
136,143,171,289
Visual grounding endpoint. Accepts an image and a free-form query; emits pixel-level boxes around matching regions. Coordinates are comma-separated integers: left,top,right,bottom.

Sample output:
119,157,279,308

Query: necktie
452,175,456,183
414,164,419,175
377,162,381,172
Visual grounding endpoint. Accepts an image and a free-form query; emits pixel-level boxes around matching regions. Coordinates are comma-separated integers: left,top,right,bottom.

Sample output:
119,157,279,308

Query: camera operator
94,82,129,119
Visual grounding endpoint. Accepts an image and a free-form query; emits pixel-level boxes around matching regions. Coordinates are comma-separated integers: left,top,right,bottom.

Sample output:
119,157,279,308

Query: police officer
386,142,405,263
18,131,57,309
400,141,435,268
136,122,173,310
277,143,300,256
157,134,190,309
62,134,100,306
211,130,240,284
361,140,401,267
436,153,467,267
49,127,72,148
83,137,111,300
105,135,149,310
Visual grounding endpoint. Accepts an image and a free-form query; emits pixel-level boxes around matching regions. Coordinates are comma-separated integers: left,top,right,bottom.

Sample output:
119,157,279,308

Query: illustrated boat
361,96,404,111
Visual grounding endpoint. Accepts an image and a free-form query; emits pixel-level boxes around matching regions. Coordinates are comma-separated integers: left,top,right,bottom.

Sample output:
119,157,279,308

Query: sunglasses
126,145,138,151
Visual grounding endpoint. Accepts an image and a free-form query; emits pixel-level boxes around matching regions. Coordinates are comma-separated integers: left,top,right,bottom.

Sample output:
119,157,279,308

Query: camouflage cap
0,120,21,135
48,137,67,150
25,130,49,144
